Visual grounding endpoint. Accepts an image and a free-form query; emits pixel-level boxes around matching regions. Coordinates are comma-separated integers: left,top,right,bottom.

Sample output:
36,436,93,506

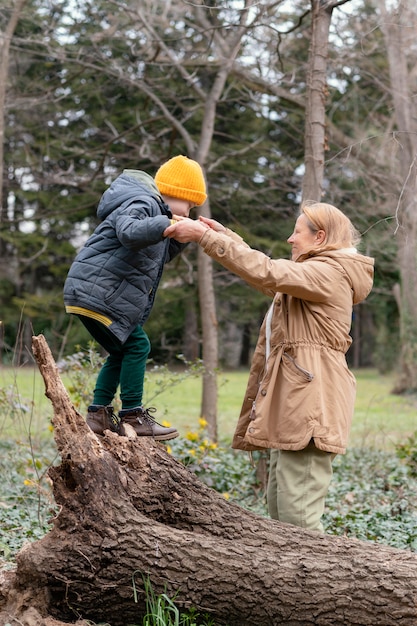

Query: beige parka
198,227,374,455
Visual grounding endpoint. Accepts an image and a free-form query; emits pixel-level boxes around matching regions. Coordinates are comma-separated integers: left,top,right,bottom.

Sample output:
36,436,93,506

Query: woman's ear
315,229,326,245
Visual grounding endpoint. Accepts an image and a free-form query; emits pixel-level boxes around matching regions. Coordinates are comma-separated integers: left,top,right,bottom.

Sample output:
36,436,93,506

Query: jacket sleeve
198,229,344,302
114,199,171,250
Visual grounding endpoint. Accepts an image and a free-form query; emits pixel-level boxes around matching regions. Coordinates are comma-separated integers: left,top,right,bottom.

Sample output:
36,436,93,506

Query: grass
1,365,417,449
147,367,417,449
351,369,417,449
0,365,54,440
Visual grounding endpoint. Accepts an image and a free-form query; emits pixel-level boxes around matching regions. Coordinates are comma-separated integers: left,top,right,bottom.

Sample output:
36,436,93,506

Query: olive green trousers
77,316,150,410
267,441,337,532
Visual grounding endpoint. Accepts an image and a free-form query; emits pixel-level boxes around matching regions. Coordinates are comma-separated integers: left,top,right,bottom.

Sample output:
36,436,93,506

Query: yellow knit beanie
155,155,207,206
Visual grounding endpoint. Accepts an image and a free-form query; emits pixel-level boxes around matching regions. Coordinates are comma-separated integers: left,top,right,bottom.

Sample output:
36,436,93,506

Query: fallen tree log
1,333,417,625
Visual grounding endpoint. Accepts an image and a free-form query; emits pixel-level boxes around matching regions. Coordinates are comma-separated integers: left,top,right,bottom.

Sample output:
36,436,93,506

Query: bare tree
0,0,28,217
377,0,417,392
67,0,283,440
7,0,416,401
193,2,263,440
303,0,331,201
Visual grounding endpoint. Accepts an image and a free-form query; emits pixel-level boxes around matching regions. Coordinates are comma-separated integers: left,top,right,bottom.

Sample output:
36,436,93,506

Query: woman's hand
198,216,226,232
164,218,208,242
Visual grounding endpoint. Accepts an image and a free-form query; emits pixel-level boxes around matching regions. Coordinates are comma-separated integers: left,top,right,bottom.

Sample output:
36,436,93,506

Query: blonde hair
300,201,361,252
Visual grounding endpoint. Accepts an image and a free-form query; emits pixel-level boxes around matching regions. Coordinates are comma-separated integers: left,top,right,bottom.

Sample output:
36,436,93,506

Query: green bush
324,448,417,550
0,439,58,562
58,343,106,410
168,418,267,516
395,431,417,477
58,344,206,413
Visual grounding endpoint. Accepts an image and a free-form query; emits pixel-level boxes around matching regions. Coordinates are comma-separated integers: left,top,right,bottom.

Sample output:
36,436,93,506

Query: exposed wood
1,334,417,625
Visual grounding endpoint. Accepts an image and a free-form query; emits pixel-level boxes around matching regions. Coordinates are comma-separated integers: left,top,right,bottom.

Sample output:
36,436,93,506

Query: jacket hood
308,249,374,305
97,170,163,220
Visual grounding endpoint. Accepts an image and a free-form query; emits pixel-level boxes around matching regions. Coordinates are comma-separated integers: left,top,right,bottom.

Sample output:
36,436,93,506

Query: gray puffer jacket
64,170,185,343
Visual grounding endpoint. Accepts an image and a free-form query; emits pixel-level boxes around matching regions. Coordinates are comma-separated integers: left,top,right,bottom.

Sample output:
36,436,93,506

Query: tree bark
302,0,334,202
378,0,417,393
0,0,28,217
1,334,417,626
194,1,258,440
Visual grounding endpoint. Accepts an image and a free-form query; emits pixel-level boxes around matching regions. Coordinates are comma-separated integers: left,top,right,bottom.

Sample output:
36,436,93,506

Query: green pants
77,316,150,409
267,441,336,532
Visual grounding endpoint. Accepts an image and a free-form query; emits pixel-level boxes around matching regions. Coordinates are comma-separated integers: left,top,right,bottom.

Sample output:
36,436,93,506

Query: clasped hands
164,215,225,243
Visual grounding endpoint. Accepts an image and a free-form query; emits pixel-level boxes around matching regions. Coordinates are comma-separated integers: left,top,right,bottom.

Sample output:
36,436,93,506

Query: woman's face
287,214,325,261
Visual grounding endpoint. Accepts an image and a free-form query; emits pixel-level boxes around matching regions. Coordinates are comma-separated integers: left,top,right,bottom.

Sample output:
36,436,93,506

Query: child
64,155,207,440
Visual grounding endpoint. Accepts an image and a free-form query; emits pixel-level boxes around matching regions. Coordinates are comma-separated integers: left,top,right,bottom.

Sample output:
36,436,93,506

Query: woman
164,202,374,532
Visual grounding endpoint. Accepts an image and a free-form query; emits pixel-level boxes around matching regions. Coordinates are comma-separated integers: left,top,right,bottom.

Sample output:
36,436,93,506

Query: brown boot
86,405,120,435
119,407,179,441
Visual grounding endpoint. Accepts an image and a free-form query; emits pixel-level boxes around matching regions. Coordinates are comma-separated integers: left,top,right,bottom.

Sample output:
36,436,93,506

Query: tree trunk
301,0,334,202
378,0,417,392
0,0,28,217
1,334,417,626
182,292,200,362
197,245,219,441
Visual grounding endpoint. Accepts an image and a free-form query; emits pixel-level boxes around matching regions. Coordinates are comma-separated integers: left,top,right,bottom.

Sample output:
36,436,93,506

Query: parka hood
97,170,163,220
308,249,374,305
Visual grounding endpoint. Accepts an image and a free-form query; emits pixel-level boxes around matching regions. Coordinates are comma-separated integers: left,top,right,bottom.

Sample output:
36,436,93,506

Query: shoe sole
154,431,179,441
120,424,179,441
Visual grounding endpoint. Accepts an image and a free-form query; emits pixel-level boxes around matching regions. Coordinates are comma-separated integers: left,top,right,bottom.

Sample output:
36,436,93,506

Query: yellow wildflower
198,417,208,429
162,420,172,428
186,431,199,442
222,492,230,500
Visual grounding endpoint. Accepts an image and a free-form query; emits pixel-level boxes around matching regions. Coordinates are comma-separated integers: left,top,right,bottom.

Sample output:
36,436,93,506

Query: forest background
1,0,416,434
3,3,417,621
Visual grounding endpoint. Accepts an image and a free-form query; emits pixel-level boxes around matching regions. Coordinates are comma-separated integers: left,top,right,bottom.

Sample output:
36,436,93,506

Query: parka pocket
282,351,314,382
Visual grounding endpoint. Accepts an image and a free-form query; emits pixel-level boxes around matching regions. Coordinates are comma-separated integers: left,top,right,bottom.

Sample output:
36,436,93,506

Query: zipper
282,352,314,381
